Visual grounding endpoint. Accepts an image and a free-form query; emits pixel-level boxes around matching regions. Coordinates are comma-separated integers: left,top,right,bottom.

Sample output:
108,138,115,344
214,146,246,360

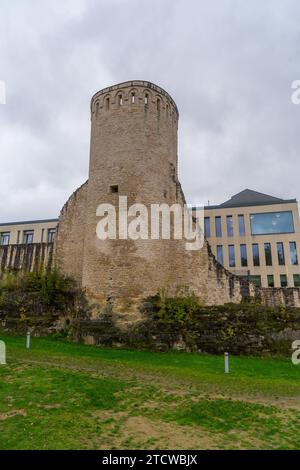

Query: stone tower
55,80,248,320
82,81,184,306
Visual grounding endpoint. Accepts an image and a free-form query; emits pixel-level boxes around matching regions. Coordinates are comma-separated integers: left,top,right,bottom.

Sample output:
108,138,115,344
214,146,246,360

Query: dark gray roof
205,189,296,210
0,218,58,227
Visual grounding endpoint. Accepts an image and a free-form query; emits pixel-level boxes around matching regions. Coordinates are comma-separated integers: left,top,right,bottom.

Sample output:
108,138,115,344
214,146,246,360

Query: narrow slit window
119,95,123,106
145,93,148,105
110,185,118,194
106,97,110,110
131,93,135,104
157,98,160,112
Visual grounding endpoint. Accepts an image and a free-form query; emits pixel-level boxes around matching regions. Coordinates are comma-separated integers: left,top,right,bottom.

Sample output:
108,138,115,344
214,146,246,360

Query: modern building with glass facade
0,219,58,246
204,189,300,288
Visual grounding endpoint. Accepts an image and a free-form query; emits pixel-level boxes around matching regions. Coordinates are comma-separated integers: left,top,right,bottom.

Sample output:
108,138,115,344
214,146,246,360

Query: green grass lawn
0,333,300,450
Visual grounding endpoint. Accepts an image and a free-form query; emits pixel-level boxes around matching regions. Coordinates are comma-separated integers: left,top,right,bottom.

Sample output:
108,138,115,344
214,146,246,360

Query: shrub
0,269,88,329
153,286,202,325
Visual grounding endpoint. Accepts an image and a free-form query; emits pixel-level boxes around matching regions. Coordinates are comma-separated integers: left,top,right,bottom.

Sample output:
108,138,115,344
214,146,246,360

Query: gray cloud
0,0,300,221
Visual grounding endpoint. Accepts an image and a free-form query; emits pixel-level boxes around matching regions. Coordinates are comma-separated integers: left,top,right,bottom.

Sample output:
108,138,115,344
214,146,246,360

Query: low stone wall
76,302,300,356
1,274,299,356
256,287,300,308
1,241,300,310
0,243,54,272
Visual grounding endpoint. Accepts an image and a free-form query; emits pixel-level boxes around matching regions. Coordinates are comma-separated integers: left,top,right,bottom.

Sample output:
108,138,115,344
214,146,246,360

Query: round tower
89,80,179,203
55,80,246,321
81,80,181,308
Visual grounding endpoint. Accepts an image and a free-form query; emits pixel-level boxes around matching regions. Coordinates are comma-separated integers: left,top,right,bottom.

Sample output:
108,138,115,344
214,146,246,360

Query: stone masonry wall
54,81,252,325
77,301,300,357
4,80,299,322
54,80,300,321
256,287,300,308
54,180,88,283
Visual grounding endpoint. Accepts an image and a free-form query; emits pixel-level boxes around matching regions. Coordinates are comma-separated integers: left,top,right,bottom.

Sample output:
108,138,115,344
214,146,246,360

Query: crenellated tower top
90,80,179,126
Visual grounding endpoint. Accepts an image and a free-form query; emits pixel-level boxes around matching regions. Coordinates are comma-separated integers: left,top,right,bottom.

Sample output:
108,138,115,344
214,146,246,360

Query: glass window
264,243,272,266
238,214,245,236
252,243,260,266
0,232,10,245
250,275,261,287
23,230,34,244
215,216,222,237
240,244,248,267
217,245,224,265
47,228,56,243
267,275,274,287
280,274,288,287
204,217,211,238
277,242,285,265
226,216,233,237
293,274,300,287
228,245,235,267
289,242,298,265
250,211,294,235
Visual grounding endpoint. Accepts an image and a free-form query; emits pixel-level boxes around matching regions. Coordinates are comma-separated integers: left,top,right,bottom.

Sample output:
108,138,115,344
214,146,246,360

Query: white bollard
224,352,229,373
0,340,6,364
26,331,31,350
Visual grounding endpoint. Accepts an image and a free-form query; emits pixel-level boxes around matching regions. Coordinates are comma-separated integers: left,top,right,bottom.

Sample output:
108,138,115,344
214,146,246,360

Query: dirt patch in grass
93,411,219,450
0,409,27,421
37,404,62,410
93,410,127,420
119,416,219,449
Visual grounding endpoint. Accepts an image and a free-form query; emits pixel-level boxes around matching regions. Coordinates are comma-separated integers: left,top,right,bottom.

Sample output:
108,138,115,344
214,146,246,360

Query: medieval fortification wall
1,81,300,320
54,81,257,320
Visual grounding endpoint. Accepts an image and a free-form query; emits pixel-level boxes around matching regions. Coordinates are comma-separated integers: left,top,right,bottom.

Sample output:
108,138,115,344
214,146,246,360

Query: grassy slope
0,333,300,450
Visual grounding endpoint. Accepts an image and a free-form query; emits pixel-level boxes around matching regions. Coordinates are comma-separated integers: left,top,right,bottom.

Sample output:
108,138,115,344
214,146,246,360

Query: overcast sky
0,0,300,222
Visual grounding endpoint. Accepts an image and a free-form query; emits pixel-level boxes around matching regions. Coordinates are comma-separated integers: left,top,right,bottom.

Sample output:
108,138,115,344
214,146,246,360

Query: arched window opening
145,93,148,105
157,98,160,112
106,97,110,110
131,93,135,104
119,95,123,106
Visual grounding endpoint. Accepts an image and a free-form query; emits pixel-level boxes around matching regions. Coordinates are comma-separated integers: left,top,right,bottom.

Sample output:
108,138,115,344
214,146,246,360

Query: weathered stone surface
2,80,300,322
54,80,257,320
76,301,300,356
